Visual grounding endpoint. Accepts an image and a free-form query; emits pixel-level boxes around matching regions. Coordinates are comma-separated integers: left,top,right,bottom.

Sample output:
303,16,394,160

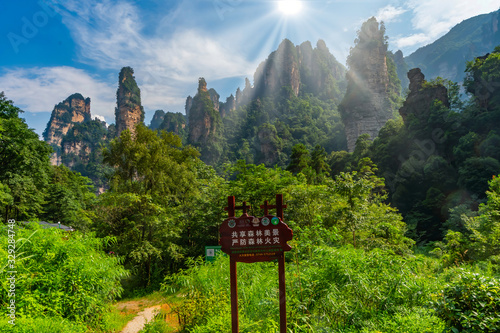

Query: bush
0,223,129,329
0,317,87,333
163,245,445,332
431,270,500,332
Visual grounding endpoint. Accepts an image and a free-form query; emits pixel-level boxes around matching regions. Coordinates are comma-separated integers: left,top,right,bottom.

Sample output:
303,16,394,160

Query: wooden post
225,196,236,217
230,256,239,333
278,253,286,333
276,193,287,333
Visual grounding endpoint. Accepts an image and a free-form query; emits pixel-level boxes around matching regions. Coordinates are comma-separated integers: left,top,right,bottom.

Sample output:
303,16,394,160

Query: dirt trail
117,300,179,333
120,305,161,333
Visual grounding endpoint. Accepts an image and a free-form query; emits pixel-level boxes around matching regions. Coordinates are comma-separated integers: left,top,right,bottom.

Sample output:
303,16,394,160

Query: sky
1,0,499,137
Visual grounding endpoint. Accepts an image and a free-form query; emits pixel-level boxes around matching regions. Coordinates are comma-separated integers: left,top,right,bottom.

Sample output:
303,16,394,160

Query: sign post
219,194,292,333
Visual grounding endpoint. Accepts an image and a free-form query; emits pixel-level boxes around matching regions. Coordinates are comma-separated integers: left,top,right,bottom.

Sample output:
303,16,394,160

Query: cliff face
60,118,110,189
232,38,345,109
298,40,346,100
219,94,235,118
115,67,144,137
149,110,166,130
254,39,301,98
339,17,393,152
399,68,449,124
187,78,224,164
43,93,91,165
159,112,187,142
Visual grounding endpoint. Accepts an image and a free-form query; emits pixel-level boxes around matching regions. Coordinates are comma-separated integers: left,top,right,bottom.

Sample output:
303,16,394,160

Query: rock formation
187,78,224,164
254,39,301,98
185,95,193,123
339,17,393,152
219,94,236,118
43,93,91,165
297,40,346,100
159,112,187,140
231,38,345,110
399,68,449,124
60,118,110,189
208,88,220,112
149,110,166,130
115,67,144,137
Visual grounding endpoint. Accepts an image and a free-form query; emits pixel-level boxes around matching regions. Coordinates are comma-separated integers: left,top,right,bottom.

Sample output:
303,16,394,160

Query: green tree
287,143,310,174
42,165,96,230
464,46,500,111
0,92,52,221
96,124,200,286
310,144,330,184
465,175,500,261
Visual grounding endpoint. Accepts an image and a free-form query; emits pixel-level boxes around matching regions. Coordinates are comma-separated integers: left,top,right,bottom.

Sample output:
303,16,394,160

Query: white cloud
395,0,500,51
394,33,432,49
0,67,115,118
25,0,256,121
53,0,255,82
376,5,407,23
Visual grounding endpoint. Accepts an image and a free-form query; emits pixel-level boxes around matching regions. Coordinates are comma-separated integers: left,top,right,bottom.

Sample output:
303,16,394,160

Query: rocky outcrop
391,50,409,91
149,110,166,130
254,39,300,98
339,17,393,152
208,88,220,112
60,118,110,187
219,94,236,118
115,67,144,137
43,93,91,165
256,123,281,165
187,78,224,164
399,68,449,124
297,40,346,101
231,38,346,109
185,96,193,123
159,112,187,139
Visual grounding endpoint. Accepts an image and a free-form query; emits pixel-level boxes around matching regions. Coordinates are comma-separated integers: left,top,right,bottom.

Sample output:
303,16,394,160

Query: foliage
0,317,87,333
464,46,500,111
222,88,346,168
0,92,53,222
187,78,225,165
434,175,500,266
0,223,128,329
163,244,446,332
224,160,300,217
139,309,174,333
431,271,500,332
97,124,203,288
42,165,96,229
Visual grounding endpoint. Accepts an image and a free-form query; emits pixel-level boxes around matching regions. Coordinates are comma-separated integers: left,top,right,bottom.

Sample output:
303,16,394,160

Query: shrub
431,270,500,332
0,223,129,329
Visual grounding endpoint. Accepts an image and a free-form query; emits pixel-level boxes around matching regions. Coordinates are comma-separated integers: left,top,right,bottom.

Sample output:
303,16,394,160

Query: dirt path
120,304,161,333
116,299,179,333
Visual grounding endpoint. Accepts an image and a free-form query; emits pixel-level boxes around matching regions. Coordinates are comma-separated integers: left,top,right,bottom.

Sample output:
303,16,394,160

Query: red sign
219,215,293,263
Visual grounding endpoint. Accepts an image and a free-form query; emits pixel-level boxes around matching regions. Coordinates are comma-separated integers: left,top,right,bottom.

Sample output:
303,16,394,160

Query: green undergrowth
162,239,498,333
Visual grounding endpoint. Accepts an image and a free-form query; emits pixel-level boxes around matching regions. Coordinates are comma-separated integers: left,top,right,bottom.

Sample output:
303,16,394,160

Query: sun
277,0,303,16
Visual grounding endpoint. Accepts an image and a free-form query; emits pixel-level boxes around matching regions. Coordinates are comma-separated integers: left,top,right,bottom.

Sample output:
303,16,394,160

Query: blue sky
1,0,499,137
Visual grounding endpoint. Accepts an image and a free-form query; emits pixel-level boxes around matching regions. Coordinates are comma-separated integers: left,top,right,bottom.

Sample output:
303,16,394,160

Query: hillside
405,9,500,84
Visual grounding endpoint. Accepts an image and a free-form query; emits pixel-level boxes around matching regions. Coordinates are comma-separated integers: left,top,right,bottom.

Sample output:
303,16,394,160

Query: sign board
219,215,293,263
220,194,292,333
205,245,222,262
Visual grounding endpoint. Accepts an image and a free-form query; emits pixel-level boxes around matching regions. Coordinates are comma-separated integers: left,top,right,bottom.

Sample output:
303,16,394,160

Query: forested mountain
405,9,500,85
